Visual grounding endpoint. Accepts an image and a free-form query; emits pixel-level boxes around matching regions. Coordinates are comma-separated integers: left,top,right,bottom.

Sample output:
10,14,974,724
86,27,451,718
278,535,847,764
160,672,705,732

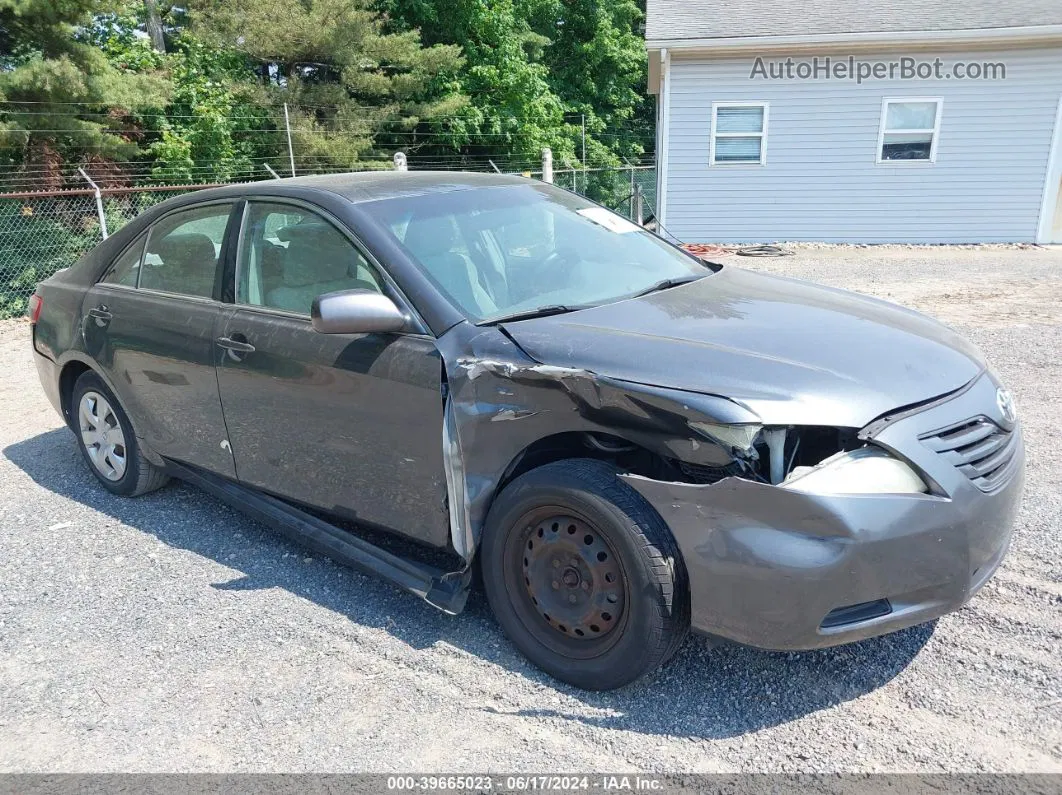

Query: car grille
920,416,1019,491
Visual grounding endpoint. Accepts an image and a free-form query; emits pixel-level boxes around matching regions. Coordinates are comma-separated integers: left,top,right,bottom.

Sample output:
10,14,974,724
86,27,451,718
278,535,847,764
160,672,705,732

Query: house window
710,103,768,165
878,98,941,162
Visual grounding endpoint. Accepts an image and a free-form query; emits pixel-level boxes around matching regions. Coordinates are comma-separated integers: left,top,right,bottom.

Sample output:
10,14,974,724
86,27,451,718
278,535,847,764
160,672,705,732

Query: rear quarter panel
33,271,88,364
31,201,159,363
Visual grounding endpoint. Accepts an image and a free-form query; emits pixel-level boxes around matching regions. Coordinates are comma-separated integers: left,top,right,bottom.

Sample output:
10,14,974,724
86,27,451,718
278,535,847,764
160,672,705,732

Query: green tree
188,0,466,169
142,36,280,183
537,0,652,204
540,0,651,163
375,0,651,202
0,0,171,186
376,0,576,168
79,3,283,183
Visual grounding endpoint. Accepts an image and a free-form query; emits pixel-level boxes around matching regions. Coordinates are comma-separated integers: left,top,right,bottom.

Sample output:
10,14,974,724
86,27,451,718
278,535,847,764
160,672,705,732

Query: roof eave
645,24,1062,54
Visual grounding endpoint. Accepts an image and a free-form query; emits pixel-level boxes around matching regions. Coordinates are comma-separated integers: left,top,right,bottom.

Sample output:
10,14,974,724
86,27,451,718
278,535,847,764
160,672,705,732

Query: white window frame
876,97,942,164
710,101,769,166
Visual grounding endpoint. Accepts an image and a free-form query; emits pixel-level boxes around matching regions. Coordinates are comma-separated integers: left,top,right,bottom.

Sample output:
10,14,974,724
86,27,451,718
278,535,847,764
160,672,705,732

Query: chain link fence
534,164,657,221
0,164,655,319
0,184,216,317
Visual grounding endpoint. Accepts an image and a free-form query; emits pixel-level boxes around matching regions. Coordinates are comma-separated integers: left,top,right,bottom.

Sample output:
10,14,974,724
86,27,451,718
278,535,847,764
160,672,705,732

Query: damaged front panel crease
437,328,767,564
442,393,476,560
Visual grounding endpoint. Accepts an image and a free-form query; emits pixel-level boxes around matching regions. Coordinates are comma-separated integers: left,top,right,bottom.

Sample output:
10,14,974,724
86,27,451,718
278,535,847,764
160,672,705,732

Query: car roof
202,170,533,204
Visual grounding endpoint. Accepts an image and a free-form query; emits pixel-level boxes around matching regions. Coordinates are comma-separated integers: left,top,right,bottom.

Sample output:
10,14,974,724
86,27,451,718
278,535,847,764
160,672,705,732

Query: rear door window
102,233,147,287
140,204,233,299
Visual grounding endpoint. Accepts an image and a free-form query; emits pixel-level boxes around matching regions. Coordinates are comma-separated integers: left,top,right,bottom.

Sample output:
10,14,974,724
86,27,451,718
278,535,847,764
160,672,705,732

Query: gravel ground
1,244,1061,773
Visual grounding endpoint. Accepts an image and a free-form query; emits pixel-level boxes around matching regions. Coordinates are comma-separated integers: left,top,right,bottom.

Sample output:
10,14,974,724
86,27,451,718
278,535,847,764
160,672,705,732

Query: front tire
481,459,690,690
71,371,169,497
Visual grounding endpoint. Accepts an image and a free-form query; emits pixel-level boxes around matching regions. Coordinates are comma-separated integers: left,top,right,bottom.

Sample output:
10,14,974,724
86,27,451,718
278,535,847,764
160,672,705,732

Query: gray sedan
28,172,1023,690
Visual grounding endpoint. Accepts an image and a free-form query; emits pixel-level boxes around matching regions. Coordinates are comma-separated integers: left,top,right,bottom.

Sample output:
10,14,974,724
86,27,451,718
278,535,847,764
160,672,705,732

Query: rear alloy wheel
71,371,169,497
78,390,127,481
482,459,690,690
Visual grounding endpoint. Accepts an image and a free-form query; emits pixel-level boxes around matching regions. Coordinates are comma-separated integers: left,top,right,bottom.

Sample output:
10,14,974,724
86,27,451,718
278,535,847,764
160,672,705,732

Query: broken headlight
688,421,762,455
781,446,928,495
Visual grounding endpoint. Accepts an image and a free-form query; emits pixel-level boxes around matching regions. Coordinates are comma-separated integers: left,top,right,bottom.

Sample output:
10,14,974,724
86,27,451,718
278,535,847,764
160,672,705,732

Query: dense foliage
0,0,170,186
0,0,652,185
0,0,654,316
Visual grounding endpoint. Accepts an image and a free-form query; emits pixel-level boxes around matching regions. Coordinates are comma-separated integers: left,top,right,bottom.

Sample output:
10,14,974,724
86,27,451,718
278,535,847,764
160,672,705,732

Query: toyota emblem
996,388,1017,425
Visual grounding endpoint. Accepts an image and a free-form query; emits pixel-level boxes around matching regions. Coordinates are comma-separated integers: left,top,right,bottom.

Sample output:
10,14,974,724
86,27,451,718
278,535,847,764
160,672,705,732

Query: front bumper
620,373,1024,650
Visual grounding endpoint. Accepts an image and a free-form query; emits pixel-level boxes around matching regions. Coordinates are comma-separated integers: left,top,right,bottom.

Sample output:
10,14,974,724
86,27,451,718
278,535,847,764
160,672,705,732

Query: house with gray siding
646,1,1062,243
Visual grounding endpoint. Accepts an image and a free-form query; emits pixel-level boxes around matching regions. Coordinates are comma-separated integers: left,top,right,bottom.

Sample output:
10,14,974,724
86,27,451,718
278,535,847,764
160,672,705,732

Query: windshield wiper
480,304,584,325
632,275,703,298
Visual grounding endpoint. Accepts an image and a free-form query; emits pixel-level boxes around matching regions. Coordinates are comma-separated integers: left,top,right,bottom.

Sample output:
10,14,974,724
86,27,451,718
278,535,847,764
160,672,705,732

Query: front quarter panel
435,323,756,558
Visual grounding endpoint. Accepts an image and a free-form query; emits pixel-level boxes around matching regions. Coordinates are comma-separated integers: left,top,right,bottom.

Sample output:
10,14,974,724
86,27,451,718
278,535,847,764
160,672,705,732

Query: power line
0,101,647,124
0,127,654,143
0,100,604,117
0,153,654,174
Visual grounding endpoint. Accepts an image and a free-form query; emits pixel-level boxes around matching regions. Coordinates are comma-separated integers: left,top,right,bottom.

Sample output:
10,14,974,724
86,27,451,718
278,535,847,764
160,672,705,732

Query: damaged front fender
437,324,759,560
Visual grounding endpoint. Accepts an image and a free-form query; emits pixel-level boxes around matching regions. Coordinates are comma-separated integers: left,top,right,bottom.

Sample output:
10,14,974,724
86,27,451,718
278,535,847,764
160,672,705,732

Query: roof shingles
645,0,1062,43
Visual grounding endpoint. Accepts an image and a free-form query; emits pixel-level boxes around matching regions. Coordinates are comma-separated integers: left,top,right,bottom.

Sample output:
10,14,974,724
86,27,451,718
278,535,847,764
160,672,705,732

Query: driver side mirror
311,289,408,334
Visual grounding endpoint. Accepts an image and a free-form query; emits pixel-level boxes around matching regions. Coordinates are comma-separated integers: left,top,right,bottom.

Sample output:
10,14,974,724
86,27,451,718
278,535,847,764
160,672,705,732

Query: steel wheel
483,460,690,689
78,390,127,481
506,508,628,659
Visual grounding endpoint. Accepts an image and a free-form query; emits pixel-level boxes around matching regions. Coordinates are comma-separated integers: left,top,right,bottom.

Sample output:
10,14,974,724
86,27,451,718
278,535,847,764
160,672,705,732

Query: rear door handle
88,305,112,326
216,335,256,361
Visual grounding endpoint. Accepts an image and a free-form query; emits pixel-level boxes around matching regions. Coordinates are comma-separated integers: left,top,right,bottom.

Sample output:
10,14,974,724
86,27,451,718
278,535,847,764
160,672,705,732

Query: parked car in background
28,172,1023,689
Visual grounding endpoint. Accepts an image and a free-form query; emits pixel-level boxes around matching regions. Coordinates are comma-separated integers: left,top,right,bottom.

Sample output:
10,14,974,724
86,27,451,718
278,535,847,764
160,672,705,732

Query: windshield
360,183,709,323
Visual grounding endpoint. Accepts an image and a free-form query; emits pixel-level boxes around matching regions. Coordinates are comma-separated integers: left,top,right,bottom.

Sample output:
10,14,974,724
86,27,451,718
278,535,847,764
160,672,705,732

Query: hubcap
78,391,126,481
520,514,626,640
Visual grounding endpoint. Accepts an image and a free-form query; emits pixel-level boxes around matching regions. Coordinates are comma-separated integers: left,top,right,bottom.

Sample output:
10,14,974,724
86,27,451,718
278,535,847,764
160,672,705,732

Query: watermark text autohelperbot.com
750,56,1006,83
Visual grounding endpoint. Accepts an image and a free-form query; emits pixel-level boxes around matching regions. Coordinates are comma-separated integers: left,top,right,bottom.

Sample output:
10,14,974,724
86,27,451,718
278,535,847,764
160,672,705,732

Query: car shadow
3,428,933,740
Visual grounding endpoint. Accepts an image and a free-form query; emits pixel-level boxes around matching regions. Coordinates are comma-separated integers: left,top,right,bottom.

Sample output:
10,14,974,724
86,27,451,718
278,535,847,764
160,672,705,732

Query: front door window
237,203,383,315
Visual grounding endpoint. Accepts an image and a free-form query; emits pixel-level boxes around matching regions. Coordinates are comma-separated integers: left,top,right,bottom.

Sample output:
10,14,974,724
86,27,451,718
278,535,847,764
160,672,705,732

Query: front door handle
216,335,256,362
88,305,112,327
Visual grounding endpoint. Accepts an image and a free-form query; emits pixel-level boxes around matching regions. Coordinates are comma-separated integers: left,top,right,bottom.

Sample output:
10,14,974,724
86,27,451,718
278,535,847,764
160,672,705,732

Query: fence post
581,113,587,194
541,148,553,184
283,103,296,177
633,183,644,226
628,164,635,219
78,168,108,240
263,164,281,179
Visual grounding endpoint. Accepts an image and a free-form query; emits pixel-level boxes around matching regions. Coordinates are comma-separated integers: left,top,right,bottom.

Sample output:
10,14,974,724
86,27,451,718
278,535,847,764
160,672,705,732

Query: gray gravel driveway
1,244,1060,773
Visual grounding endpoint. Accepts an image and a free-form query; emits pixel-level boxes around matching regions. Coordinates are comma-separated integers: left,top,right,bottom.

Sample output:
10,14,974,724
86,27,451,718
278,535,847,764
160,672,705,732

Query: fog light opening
819,598,893,629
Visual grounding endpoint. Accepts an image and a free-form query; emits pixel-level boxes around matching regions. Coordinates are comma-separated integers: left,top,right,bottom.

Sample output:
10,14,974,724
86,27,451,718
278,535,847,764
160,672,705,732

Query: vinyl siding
663,46,1062,242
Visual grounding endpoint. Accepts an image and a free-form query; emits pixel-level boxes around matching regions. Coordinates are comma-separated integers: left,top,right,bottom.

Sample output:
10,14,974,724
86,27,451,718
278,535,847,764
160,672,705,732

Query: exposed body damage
652,367,1020,646
437,316,913,566
621,461,1021,648
437,324,764,561
437,317,1022,649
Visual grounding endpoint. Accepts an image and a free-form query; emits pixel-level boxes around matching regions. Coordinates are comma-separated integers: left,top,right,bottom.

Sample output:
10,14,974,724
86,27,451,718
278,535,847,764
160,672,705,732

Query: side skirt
163,460,470,615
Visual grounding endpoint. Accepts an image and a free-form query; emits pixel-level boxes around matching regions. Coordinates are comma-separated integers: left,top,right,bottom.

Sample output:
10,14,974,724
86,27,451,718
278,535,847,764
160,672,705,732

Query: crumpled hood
501,266,985,428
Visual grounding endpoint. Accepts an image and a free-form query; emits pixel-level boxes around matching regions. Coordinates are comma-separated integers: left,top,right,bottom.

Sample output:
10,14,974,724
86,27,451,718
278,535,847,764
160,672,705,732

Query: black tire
71,371,169,497
481,458,690,690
